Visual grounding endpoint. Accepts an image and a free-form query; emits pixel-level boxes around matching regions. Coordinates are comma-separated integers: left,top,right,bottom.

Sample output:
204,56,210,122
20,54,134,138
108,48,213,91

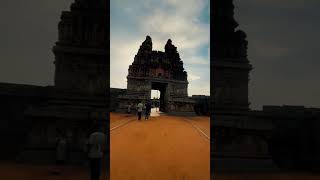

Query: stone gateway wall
117,36,194,113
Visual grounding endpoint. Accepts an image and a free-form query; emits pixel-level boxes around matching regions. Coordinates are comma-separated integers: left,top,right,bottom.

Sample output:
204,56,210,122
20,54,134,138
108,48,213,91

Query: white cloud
163,0,208,17
188,74,201,81
188,82,210,96
141,9,209,51
185,56,209,65
110,37,142,88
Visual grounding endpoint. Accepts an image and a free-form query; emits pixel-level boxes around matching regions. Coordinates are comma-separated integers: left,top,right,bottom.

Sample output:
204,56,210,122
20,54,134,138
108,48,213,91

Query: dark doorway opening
151,82,167,112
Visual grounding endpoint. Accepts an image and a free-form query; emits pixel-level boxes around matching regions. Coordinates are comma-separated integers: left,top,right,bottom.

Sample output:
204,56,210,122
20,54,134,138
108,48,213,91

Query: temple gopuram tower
18,0,108,163
213,0,252,123
53,0,108,95
118,36,194,113
212,0,255,158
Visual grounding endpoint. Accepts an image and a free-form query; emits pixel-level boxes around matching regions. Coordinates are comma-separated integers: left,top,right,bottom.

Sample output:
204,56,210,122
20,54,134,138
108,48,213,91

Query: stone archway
151,82,168,112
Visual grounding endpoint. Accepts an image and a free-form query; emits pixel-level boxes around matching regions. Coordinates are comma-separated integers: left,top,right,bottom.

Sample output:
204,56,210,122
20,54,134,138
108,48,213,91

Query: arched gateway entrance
151,82,167,112
117,36,194,113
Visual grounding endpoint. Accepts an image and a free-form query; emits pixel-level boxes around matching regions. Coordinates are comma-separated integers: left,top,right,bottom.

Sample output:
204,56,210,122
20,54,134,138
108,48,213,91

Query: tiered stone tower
118,36,194,112
18,0,108,163
213,0,252,116
53,0,108,95
212,0,254,157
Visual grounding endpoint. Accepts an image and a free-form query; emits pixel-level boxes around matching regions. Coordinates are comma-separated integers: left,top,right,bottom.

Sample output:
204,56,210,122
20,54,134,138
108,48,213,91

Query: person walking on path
51,131,67,175
127,103,132,114
136,101,143,120
56,135,67,165
145,101,152,120
87,125,106,180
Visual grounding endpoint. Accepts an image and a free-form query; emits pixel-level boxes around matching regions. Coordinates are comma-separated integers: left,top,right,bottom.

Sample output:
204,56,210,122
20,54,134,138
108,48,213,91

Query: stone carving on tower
128,36,187,82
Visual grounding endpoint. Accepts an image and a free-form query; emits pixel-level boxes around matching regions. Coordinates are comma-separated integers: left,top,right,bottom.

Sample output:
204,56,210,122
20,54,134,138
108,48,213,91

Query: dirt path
186,116,210,138
110,113,210,180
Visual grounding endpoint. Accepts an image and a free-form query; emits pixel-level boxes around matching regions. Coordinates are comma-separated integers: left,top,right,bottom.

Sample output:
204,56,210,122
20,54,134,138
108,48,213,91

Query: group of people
127,100,152,120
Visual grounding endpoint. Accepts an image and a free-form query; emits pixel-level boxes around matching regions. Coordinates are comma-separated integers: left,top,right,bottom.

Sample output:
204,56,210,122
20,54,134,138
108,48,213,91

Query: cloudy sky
110,0,210,96
235,0,320,110
2,1,319,110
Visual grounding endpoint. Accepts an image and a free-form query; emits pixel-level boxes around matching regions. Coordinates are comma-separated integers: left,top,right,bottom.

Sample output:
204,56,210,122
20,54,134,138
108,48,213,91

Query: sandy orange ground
187,116,210,136
110,112,210,180
110,113,320,180
0,161,107,180
110,113,133,123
